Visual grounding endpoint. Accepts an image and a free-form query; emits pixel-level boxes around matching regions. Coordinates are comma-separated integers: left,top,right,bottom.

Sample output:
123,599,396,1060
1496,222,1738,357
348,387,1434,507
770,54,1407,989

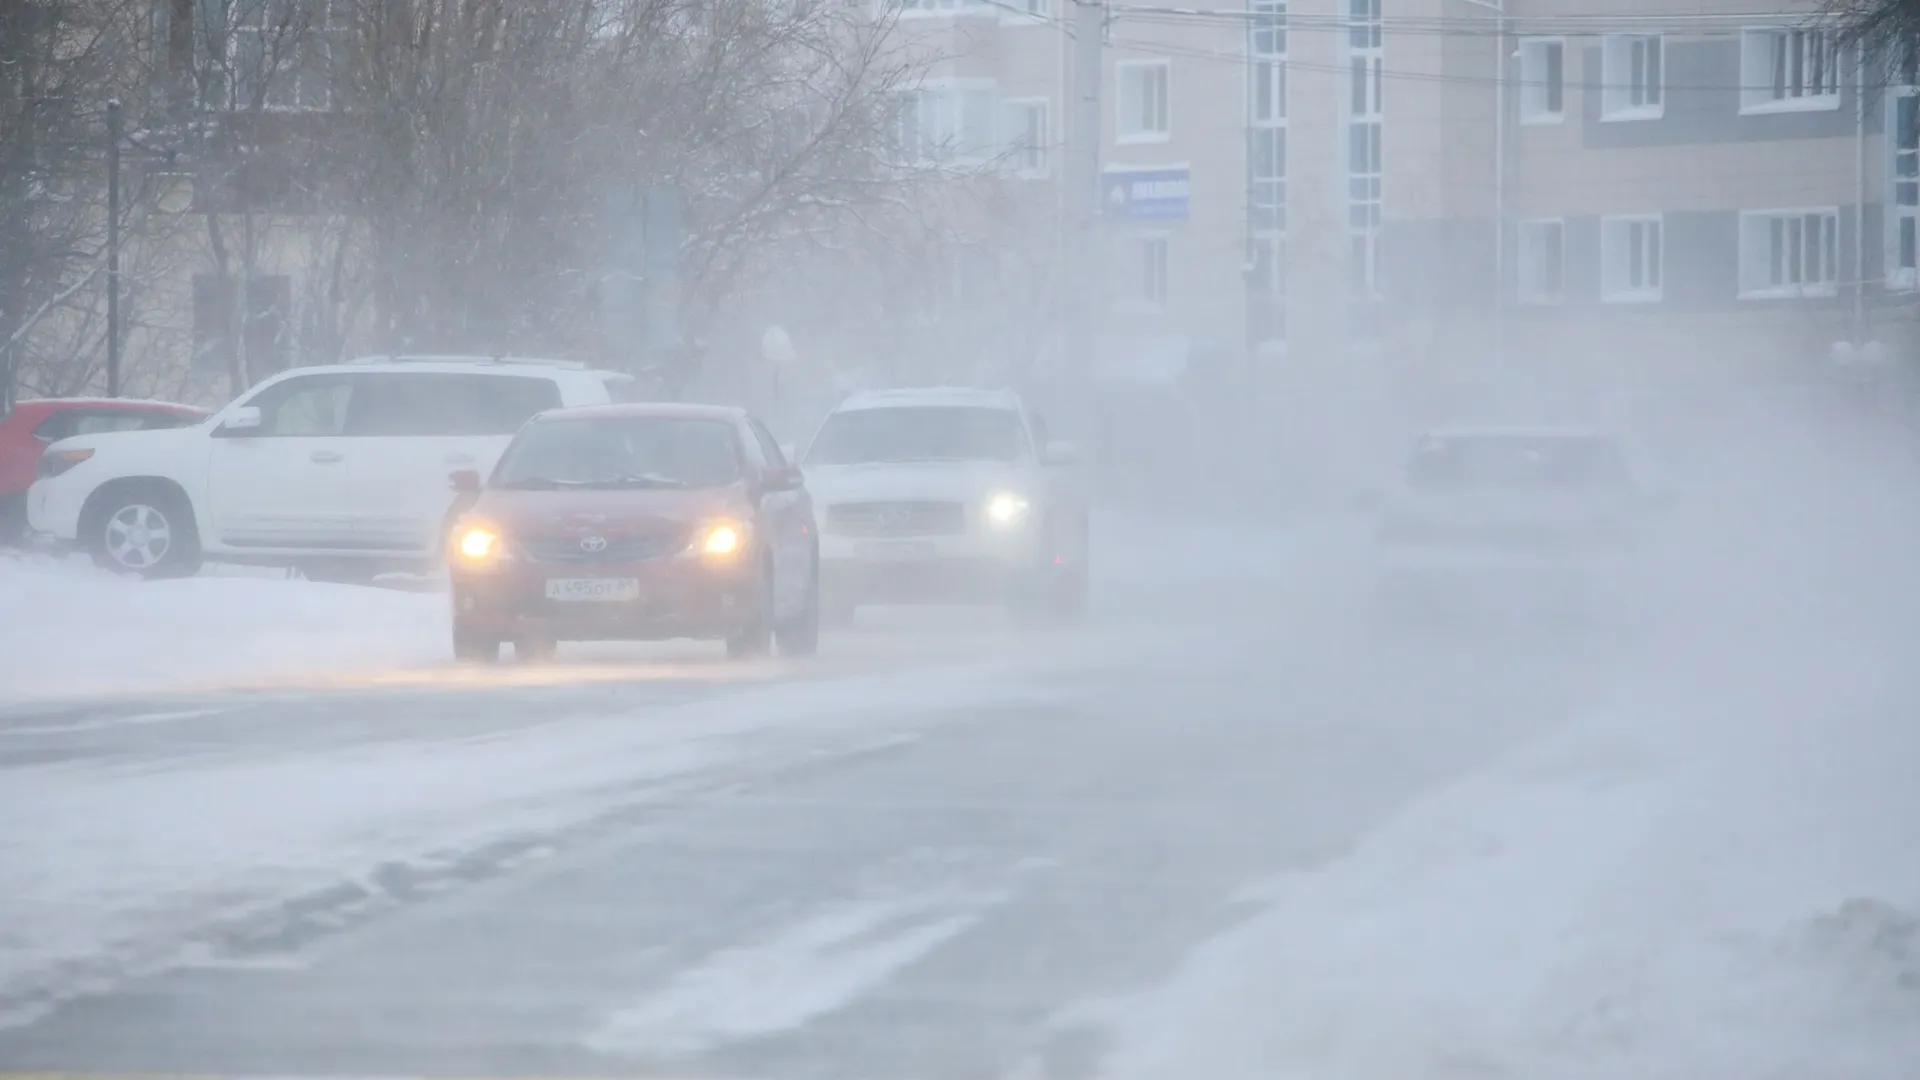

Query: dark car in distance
445,403,820,662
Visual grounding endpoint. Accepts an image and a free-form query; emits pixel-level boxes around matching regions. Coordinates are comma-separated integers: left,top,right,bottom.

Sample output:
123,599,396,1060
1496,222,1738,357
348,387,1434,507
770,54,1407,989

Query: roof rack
342,354,586,371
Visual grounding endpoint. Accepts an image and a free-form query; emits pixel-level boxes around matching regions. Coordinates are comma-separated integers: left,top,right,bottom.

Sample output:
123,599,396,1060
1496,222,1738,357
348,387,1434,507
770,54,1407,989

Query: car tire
87,486,202,579
776,550,821,658
726,559,775,659
453,622,501,663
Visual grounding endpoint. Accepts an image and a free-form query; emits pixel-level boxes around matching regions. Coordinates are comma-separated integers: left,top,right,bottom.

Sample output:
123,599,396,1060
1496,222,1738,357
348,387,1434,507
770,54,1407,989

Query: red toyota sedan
445,403,819,662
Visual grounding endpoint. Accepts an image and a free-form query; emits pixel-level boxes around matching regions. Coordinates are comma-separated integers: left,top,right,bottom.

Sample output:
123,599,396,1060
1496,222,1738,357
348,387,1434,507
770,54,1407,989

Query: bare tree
0,0,152,409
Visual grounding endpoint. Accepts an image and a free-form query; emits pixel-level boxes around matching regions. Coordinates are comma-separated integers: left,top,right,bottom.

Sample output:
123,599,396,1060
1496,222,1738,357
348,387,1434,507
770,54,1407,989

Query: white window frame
1249,1,1285,235
1738,207,1841,298
1600,214,1664,303
1347,0,1382,306
1117,59,1172,144
1518,37,1565,124
892,78,999,166
1600,33,1664,122
1891,84,1920,291
226,0,335,112
1740,27,1841,114
1516,218,1566,304
1134,232,1171,310
1002,97,1049,177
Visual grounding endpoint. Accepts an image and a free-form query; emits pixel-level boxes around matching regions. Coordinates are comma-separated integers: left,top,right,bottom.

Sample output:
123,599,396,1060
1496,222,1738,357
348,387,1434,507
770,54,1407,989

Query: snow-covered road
2,503,1917,1079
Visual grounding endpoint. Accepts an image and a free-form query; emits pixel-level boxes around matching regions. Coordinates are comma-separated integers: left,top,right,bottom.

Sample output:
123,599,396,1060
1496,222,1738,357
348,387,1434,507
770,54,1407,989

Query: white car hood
804,461,1034,506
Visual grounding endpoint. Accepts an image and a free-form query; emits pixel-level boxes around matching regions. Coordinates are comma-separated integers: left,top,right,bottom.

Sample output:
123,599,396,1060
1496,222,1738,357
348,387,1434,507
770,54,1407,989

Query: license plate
545,577,641,602
855,540,937,562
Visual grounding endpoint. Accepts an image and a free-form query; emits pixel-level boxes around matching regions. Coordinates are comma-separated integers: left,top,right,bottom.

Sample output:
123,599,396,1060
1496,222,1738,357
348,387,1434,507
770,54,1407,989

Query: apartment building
902,0,1912,392
1381,0,1913,380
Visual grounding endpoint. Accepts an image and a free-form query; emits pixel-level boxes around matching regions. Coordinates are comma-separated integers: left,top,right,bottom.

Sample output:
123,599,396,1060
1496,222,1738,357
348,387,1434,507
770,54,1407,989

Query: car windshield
492,416,741,489
806,406,1028,465
1405,433,1632,492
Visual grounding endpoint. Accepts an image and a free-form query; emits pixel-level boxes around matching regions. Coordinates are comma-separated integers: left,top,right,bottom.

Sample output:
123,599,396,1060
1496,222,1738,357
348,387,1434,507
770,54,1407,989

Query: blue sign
1101,166,1190,222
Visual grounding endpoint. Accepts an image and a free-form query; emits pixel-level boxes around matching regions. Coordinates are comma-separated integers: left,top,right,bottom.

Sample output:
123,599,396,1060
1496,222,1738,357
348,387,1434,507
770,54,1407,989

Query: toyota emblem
878,508,913,529
580,535,609,553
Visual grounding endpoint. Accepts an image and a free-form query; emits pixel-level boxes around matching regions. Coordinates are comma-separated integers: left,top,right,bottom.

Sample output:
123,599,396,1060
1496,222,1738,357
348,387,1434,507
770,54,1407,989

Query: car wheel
776,549,821,658
89,487,202,579
726,560,775,659
453,622,501,663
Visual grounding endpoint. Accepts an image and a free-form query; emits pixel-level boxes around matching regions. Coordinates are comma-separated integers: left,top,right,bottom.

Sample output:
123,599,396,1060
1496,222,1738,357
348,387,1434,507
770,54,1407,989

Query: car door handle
311,450,345,464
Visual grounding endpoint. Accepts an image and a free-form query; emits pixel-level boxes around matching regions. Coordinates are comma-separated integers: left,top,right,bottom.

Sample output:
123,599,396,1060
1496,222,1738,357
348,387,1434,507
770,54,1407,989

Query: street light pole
106,98,122,398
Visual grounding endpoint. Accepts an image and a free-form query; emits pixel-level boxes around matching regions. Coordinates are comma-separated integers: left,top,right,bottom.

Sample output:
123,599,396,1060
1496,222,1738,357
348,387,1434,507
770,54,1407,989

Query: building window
1250,127,1285,231
1348,0,1382,306
1600,215,1663,302
1139,235,1170,308
1601,34,1663,120
1517,219,1565,304
1249,1,1285,234
1741,28,1840,112
1893,88,1919,289
1249,232,1285,349
1740,209,1839,297
225,0,336,111
1002,99,1048,175
1118,60,1171,141
1348,0,1380,50
1250,0,1284,61
1519,38,1564,123
893,83,998,164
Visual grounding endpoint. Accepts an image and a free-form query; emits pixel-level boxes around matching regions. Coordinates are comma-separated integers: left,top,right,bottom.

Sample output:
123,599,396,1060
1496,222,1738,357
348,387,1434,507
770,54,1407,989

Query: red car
445,403,820,662
0,397,208,542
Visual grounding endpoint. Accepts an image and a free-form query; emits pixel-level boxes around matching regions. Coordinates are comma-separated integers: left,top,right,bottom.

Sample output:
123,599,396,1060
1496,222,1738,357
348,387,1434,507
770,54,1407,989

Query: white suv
801,388,1089,619
28,356,635,578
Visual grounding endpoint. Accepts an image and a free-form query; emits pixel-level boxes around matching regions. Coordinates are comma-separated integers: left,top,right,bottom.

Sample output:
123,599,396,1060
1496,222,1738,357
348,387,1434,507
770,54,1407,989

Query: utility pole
1064,0,1104,399
106,98,122,397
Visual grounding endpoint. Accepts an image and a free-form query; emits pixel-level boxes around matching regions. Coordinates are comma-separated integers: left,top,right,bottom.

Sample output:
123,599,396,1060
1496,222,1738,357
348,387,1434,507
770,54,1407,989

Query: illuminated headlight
451,523,505,565
691,521,748,559
985,492,1030,526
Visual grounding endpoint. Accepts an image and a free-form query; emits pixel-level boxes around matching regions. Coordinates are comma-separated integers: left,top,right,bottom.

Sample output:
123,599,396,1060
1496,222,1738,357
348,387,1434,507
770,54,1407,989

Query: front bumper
817,526,1042,606
451,559,762,642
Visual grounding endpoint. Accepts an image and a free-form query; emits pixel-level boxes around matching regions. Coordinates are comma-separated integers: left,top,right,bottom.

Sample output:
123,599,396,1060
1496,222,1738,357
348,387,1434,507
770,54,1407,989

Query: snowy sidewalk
1092,640,1920,1080
0,555,447,703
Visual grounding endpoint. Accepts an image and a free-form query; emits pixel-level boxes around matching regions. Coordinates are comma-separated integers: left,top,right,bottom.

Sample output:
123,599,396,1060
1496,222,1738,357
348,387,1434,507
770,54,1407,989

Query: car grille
826,501,967,537
520,534,683,563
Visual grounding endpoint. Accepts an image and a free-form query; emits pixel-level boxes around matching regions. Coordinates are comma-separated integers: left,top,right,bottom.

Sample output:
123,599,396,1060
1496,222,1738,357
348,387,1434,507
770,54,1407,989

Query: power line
1106,34,1878,96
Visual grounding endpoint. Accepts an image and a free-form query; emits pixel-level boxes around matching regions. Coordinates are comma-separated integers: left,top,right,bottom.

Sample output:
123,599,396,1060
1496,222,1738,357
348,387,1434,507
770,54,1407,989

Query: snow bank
1095,646,1920,1080
0,555,446,702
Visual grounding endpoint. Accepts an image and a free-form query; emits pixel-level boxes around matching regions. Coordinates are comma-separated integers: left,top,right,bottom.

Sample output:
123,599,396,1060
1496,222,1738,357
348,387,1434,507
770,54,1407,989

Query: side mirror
448,469,482,494
220,405,262,433
761,465,803,492
1041,440,1080,466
